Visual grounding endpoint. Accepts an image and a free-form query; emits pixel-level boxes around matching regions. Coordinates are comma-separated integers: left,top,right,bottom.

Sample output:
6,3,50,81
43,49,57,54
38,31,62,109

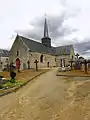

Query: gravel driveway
0,68,90,120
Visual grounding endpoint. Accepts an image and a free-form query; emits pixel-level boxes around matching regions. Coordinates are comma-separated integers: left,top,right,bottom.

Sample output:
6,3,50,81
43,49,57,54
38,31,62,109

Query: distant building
0,49,9,70
10,17,75,69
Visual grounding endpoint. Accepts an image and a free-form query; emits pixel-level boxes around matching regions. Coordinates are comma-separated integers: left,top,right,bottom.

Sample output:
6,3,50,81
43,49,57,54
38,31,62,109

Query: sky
0,0,90,58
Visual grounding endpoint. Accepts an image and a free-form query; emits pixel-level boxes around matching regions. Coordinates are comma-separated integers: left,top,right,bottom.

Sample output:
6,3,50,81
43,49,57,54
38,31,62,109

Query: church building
9,17,75,69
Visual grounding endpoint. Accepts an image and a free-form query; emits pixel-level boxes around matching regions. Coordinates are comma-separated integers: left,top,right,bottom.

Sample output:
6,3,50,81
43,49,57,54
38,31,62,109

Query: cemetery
57,54,90,77
0,61,49,96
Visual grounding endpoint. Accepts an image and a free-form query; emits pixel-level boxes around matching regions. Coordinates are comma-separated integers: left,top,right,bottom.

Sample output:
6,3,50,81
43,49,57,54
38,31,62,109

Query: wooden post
34,60,38,71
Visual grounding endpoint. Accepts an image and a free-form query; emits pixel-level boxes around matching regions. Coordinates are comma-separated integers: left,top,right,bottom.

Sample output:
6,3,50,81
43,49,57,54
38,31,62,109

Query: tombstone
74,59,81,70
27,60,30,69
61,59,65,71
0,75,9,89
47,62,49,67
34,60,38,71
81,59,90,74
75,53,79,59
10,62,16,83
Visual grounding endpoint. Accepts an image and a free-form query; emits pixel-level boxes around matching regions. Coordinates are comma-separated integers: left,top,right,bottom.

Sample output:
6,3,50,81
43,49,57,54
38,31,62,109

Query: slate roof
18,35,73,56
55,45,73,55
0,49,9,57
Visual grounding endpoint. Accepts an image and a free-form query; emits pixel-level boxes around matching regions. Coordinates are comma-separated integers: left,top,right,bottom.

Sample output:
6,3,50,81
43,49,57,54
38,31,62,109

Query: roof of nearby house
0,49,9,57
17,35,73,55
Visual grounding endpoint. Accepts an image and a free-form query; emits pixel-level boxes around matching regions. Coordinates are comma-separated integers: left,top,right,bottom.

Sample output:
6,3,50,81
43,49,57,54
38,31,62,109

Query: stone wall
0,57,9,70
56,47,75,67
9,37,29,70
10,36,74,70
10,37,56,70
55,55,71,67
28,52,56,69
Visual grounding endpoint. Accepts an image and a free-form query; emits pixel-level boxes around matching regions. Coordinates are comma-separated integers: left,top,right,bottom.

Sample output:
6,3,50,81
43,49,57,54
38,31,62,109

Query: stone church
10,17,75,69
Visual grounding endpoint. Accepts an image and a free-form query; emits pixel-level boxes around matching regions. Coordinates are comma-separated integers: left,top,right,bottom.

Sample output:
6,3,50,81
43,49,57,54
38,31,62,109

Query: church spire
41,14,51,48
44,15,49,38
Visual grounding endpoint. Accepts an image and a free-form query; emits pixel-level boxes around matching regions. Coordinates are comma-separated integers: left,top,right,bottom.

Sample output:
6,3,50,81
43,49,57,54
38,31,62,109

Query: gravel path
0,69,90,120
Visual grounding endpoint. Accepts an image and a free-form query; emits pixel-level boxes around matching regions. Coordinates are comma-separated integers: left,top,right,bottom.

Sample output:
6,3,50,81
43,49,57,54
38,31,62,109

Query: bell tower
41,15,51,48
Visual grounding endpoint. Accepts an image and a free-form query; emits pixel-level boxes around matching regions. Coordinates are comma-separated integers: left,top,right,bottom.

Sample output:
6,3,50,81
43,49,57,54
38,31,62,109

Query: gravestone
75,53,79,59
27,60,30,69
81,59,90,74
10,62,16,83
34,60,38,71
0,76,9,89
61,59,65,71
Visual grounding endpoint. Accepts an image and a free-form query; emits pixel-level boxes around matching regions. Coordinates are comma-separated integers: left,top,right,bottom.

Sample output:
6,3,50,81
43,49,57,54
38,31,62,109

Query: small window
17,50,19,56
6,58,9,63
6,58,8,61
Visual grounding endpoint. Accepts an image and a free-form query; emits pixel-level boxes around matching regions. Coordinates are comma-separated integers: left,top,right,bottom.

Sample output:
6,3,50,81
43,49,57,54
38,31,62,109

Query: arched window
40,55,43,63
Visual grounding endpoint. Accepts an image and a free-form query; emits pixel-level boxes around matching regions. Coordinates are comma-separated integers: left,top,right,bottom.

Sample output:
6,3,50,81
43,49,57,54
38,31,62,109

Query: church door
16,58,20,69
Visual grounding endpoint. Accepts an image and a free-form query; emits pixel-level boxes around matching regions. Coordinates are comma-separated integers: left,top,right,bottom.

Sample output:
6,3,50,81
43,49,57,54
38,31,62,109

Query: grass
0,69,50,95
3,81,24,88
0,69,50,82
0,80,25,90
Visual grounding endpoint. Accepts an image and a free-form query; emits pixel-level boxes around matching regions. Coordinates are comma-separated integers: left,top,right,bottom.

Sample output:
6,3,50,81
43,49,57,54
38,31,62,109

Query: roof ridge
18,35,41,44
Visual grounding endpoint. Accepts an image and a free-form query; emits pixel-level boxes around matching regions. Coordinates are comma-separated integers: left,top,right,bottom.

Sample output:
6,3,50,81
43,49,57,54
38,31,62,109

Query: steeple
44,16,49,38
41,15,51,48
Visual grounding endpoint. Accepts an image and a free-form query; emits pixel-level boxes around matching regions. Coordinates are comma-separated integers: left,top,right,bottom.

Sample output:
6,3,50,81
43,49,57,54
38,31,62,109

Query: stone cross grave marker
34,60,39,71
27,60,30,69
81,59,90,74
75,53,79,59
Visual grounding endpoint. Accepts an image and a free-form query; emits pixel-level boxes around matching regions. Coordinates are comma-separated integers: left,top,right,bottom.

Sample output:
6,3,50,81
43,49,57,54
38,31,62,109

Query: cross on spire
44,14,49,38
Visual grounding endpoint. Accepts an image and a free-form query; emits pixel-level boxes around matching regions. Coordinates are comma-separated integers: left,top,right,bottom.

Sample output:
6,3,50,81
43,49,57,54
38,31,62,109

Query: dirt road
0,69,90,120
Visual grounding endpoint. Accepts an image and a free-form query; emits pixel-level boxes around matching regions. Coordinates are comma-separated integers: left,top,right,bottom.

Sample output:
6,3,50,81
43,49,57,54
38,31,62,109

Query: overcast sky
0,0,90,58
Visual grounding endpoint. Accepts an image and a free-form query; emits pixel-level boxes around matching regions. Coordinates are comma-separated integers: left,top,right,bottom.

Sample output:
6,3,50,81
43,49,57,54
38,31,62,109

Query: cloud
16,10,79,45
74,40,90,58
14,1,90,58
